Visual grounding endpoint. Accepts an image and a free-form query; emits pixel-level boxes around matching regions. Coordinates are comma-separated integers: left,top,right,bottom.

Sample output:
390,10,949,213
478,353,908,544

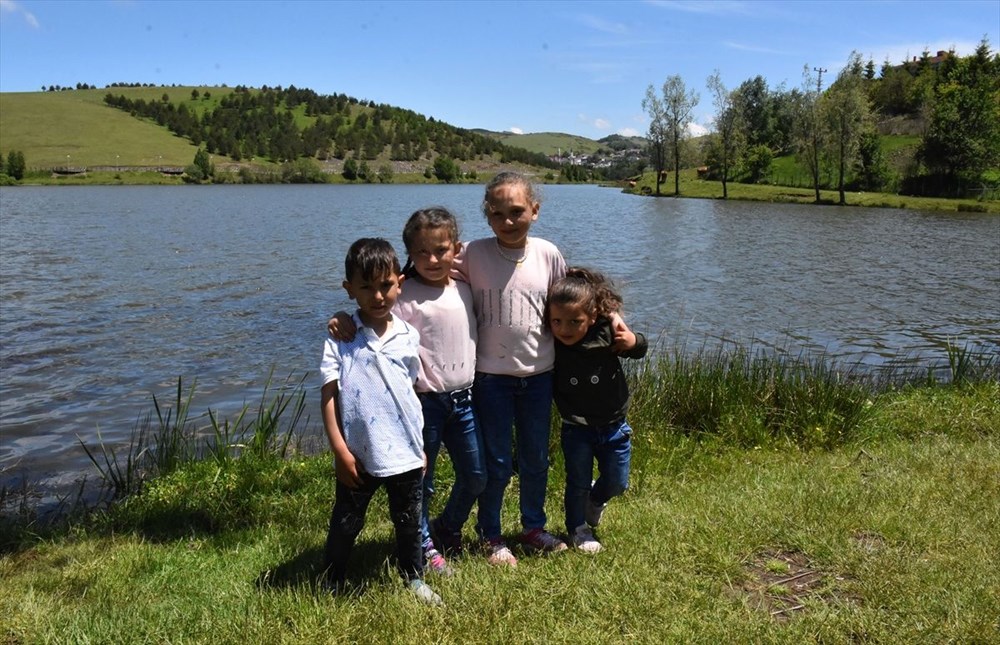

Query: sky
1,0,998,140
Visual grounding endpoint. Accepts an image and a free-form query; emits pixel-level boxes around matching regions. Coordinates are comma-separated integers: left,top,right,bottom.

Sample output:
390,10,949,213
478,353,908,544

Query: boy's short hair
345,237,401,282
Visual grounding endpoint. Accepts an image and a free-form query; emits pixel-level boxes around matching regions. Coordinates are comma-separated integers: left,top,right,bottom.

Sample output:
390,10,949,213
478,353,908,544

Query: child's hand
334,451,363,488
610,313,637,353
328,312,356,341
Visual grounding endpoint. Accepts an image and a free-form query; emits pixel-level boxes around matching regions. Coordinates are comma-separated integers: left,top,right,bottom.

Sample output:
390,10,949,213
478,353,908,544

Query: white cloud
509,127,524,135
0,0,39,27
646,0,750,16
580,114,613,131
617,127,641,137
577,13,628,35
723,41,791,56
687,122,709,137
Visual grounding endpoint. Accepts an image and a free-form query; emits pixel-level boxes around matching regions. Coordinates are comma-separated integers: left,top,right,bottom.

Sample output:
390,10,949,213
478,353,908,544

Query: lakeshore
6,166,998,214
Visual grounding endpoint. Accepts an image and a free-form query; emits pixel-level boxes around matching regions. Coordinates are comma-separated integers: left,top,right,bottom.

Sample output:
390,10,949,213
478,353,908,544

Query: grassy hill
471,130,646,157
1,87,598,173
0,87,239,168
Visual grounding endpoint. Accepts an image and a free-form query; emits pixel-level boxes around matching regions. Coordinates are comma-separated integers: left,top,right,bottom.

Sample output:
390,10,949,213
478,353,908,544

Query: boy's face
343,269,402,323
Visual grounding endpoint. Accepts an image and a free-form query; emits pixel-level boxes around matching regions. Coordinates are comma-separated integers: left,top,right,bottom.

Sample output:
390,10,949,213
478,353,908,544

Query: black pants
323,466,424,585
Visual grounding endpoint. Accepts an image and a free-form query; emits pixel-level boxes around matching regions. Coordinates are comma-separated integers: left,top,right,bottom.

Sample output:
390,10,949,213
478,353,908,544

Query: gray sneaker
408,579,443,606
585,497,607,527
571,524,603,553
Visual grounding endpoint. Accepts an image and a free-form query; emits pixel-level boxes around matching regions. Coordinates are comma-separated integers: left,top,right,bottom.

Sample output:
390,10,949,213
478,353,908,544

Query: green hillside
470,130,646,157
494,132,602,156
0,86,560,173
0,87,238,168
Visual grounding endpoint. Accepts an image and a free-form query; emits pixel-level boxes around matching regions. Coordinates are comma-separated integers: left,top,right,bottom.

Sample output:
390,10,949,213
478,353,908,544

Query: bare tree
662,75,699,196
794,65,824,203
642,84,668,195
707,70,745,199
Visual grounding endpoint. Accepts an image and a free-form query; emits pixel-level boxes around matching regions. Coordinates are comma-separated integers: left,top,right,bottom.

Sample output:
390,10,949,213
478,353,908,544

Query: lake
2,184,998,500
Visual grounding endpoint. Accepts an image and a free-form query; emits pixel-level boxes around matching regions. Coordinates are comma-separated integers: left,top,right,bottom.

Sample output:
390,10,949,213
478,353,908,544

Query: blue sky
1,0,997,139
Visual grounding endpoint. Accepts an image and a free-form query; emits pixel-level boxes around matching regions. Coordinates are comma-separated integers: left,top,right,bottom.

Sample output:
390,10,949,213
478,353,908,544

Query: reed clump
628,344,878,450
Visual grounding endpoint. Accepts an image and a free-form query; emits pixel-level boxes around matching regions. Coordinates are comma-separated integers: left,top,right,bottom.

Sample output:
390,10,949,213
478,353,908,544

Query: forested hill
100,84,558,169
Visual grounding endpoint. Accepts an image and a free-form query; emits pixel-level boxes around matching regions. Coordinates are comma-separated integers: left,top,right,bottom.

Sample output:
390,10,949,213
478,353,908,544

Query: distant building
895,50,954,74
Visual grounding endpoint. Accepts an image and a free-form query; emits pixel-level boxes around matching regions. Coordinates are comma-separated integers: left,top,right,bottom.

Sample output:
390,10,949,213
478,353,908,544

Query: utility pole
813,67,828,93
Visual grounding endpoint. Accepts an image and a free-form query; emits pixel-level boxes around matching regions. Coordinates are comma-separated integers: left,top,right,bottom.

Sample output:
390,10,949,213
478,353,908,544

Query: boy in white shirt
320,237,440,606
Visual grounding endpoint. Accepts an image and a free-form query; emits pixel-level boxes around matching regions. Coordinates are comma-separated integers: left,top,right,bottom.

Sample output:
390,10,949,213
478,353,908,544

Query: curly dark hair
547,267,623,319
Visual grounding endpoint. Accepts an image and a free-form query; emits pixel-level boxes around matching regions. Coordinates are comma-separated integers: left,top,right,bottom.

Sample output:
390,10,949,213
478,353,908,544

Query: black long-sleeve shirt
552,316,648,427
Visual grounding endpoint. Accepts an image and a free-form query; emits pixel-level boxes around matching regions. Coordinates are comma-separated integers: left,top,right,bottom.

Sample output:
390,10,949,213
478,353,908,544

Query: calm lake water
2,184,999,500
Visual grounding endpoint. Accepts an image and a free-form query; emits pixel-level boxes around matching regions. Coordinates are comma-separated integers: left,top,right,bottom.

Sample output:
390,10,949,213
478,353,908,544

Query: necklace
494,238,529,265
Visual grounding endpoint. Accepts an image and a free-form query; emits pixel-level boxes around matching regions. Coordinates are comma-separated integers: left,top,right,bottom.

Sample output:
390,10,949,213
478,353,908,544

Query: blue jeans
418,387,486,543
561,419,632,533
473,371,554,540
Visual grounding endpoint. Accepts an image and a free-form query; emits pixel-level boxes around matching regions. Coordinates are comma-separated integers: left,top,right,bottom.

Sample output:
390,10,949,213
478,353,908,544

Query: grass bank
625,169,1000,214
2,351,998,643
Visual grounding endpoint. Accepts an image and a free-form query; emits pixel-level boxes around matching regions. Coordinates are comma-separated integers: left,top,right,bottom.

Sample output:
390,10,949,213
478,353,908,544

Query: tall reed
628,344,877,449
78,372,310,502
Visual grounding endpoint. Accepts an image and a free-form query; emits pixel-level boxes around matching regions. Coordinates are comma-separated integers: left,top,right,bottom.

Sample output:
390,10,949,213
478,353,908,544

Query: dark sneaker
430,516,464,556
585,498,607,527
570,524,603,553
517,528,568,553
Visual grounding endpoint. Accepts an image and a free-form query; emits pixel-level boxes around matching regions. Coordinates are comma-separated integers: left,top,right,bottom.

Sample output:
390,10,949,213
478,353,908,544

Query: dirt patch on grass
739,548,858,621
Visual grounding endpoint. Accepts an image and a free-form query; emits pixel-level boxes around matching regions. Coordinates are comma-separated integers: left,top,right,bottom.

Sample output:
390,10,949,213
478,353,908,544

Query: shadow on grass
257,538,400,594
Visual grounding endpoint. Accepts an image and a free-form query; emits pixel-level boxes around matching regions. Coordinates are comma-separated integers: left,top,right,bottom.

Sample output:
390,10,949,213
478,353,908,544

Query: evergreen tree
918,38,1000,185
6,150,26,180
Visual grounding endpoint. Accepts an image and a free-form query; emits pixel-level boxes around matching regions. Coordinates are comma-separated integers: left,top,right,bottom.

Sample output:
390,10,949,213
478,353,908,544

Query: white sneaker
585,497,607,527
571,524,602,553
408,579,443,606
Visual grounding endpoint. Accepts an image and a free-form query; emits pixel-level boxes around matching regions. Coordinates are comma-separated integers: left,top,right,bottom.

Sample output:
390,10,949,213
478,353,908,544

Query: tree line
643,38,1000,201
102,85,559,170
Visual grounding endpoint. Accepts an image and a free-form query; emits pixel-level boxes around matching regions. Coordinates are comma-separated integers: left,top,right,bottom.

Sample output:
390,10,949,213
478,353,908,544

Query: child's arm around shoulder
327,312,357,342
608,313,648,359
321,380,363,488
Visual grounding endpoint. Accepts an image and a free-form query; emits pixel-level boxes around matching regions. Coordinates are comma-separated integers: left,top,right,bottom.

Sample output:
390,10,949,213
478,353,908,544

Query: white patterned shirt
320,312,424,477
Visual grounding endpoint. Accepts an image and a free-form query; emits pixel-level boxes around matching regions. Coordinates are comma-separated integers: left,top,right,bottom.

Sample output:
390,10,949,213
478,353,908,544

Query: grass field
2,350,998,643
627,168,1000,213
0,88,239,168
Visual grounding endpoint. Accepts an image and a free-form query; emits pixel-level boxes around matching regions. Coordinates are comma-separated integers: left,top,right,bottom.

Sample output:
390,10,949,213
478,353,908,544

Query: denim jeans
418,387,487,543
323,467,423,585
473,370,554,540
561,419,632,533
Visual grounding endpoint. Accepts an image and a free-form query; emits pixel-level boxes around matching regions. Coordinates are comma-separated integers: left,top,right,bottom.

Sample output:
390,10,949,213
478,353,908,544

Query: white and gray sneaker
585,497,607,527
571,524,603,553
408,579,443,606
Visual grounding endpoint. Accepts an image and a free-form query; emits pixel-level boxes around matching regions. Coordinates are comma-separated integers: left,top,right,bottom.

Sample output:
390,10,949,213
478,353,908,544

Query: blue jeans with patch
473,371,554,540
561,418,632,533
418,387,487,542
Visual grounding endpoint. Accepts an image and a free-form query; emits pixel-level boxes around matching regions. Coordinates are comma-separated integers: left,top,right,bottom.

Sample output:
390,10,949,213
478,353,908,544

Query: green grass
0,88,237,168
2,349,998,642
489,132,604,157
628,168,1000,213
